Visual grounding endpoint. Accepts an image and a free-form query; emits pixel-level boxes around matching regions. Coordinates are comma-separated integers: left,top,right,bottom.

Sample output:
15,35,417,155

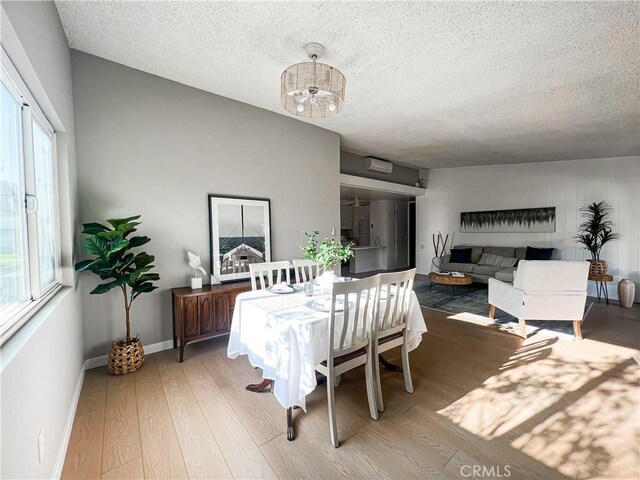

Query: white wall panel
417,156,640,301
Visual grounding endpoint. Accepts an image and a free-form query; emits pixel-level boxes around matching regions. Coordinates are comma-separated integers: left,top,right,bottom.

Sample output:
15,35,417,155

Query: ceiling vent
364,157,393,174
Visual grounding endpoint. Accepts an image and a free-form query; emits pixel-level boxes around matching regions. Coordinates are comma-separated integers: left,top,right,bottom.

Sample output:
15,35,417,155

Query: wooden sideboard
172,281,251,362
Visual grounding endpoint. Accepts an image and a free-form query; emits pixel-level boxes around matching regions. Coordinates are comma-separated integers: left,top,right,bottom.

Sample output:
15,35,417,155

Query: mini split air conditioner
364,157,394,174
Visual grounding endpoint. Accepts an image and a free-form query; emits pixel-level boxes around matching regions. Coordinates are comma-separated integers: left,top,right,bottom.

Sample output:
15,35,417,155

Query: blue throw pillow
450,248,473,263
525,246,554,260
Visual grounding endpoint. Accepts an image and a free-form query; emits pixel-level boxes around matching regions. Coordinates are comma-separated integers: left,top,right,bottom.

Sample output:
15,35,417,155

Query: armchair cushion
513,261,589,291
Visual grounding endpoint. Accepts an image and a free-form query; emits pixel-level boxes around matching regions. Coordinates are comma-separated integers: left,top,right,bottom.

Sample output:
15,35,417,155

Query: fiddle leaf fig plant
301,230,354,270
74,215,160,343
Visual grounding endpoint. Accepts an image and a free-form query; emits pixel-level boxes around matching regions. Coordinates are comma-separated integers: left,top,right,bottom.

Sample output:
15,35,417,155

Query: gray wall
341,150,421,186
1,1,82,478
71,51,341,358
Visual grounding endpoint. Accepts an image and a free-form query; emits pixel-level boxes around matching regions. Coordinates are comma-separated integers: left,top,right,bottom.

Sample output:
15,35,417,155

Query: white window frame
0,48,62,341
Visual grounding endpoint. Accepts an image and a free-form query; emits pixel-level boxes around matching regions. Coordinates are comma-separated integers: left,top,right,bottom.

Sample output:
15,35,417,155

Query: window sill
0,283,65,350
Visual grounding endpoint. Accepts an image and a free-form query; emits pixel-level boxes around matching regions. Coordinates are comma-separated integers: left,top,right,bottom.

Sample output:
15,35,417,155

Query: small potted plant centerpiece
574,201,621,275
301,230,354,292
74,215,160,375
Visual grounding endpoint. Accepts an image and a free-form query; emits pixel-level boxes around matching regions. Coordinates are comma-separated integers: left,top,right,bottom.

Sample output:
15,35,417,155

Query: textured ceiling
56,1,640,168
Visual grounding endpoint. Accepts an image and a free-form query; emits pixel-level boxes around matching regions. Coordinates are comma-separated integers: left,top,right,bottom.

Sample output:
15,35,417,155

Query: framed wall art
460,207,556,233
209,195,271,282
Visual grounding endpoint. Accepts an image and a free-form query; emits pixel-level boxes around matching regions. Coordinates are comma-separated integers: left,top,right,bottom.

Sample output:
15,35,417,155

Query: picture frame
460,207,556,233
208,194,272,283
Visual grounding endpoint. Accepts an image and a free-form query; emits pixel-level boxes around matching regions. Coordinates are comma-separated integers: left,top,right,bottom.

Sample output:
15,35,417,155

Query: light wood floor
62,299,639,479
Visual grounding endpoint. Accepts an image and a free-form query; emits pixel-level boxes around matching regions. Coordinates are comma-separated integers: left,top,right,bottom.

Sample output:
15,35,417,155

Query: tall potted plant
74,215,160,375
301,230,354,291
574,201,620,275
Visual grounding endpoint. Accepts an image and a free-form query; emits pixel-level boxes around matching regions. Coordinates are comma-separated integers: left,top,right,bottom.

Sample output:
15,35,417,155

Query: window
0,51,61,335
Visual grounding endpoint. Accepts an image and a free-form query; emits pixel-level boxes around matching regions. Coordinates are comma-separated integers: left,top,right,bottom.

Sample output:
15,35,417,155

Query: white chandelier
281,43,346,119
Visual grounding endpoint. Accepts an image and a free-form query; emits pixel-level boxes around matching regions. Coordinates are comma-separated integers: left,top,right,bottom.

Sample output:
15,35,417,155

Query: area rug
414,282,590,340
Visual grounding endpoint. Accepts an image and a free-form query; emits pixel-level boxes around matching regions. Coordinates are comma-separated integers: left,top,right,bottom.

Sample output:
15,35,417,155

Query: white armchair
488,260,590,339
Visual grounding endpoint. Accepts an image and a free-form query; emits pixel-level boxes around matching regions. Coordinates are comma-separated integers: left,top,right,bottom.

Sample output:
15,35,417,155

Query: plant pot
618,279,635,308
588,260,607,276
191,277,203,289
108,337,144,375
316,270,338,294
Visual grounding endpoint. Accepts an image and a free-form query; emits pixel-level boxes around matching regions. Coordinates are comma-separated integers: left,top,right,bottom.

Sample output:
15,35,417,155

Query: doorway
340,186,417,273
409,201,416,268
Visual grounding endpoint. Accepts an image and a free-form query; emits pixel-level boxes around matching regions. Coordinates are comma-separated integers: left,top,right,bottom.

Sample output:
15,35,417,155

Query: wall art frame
460,207,556,233
209,194,272,283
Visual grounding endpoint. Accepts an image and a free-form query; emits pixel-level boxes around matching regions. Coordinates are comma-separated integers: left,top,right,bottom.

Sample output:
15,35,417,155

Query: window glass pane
0,81,29,311
32,120,57,289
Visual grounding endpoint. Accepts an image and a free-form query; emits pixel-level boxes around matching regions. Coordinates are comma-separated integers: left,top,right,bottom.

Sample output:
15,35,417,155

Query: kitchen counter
351,245,387,251
349,245,387,273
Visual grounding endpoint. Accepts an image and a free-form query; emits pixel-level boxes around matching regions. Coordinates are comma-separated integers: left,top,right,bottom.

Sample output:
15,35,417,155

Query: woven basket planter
108,337,144,375
588,260,608,276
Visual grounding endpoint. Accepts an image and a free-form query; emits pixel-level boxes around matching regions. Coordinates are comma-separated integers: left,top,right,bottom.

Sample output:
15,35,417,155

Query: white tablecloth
227,286,427,409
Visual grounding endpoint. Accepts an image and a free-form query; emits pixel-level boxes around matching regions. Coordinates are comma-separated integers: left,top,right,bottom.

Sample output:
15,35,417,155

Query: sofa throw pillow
525,246,554,260
450,248,473,263
478,252,518,268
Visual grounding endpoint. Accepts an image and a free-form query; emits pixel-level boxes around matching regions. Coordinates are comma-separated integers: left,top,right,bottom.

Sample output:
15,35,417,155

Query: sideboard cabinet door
199,294,216,335
172,282,251,362
213,293,229,333
183,296,200,338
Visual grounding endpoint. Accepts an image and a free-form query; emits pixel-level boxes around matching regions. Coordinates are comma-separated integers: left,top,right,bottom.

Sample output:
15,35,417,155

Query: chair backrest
376,268,416,334
292,259,323,284
328,276,380,360
513,260,589,292
249,261,291,291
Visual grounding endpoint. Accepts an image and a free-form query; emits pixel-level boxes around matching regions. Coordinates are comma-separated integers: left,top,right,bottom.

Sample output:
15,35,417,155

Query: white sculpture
187,251,206,289
187,251,207,277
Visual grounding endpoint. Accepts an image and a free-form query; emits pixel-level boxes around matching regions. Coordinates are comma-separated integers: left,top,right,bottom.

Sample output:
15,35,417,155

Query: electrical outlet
331,226,335,236
38,428,44,463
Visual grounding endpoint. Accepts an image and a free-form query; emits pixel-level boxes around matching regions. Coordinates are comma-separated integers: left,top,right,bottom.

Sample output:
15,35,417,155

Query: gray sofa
439,245,561,284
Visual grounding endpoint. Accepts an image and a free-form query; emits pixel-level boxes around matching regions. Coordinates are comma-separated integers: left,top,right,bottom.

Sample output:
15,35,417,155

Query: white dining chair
372,268,416,412
249,261,291,291
314,275,380,447
292,259,323,284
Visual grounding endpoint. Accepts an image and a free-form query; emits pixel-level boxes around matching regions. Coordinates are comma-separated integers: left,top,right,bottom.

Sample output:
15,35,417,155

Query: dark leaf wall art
460,207,556,233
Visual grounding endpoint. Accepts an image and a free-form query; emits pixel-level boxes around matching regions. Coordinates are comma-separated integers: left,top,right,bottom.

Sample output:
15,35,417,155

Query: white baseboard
53,360,86,479
84,339,174,370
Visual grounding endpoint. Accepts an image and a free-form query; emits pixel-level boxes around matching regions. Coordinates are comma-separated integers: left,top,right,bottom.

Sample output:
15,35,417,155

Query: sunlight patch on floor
510,358,639,479
436,338,639,478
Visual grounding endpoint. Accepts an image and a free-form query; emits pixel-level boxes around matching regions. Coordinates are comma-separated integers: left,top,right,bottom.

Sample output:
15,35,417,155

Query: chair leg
488,304,495,320
335,374,342,388
326,373,339,448
401,335,414,394
373,343,384,412
364,350,379,421
519,319,527,338
573,320,583,340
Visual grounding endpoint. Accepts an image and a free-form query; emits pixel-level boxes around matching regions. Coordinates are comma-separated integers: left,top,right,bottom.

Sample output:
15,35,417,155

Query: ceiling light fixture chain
281,42,346,119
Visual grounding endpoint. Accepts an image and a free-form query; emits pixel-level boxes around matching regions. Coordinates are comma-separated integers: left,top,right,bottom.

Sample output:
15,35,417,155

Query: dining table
227,281,428,440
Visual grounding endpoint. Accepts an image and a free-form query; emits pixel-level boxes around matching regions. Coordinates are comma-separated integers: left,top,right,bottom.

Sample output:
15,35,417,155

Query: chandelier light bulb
329,101,337,112
296,102,305,113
